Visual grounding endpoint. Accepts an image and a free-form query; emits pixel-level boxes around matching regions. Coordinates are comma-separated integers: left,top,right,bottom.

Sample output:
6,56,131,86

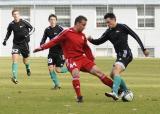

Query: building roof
0,0,160,6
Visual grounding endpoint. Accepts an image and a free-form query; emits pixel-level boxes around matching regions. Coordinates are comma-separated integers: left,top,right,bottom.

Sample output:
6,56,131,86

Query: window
14,7,30,22
55,6,71,27
137,5,155,28
138,48,154,57
96,6,113,28
96,48,113,56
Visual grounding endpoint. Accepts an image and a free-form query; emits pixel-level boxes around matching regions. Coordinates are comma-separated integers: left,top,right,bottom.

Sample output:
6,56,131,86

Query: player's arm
122,24,149,56
40,29,48,45
33,30,67,53
23,20,35,37
3,23,12,46
83,37,95,61
87,30,109,45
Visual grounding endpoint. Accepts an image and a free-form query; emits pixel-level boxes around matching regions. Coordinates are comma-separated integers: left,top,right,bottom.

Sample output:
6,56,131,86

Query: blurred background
0,0,159,58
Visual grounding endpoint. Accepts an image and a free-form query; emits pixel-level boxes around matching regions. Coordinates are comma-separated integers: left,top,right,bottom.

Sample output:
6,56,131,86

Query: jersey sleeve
40,29,67,50
58,25,64,32
23,20,35,36
122,24,145,51
40,28,48,45
4,23,12,41
83,36,95,61
89,30,109,45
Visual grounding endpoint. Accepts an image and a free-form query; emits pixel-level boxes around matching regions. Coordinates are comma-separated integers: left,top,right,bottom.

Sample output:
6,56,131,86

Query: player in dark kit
2,9,35,84
33,15,114,102
88,13,149,100
40,14,68,89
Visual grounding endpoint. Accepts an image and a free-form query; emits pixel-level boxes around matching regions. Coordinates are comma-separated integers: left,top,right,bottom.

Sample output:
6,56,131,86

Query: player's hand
2,41,6,46
33,47,43,53
25,34,29,38
86,36,93,42
143,49,149,57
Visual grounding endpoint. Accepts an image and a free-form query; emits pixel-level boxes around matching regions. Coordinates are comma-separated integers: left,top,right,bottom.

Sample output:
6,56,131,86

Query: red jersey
41,27,94,61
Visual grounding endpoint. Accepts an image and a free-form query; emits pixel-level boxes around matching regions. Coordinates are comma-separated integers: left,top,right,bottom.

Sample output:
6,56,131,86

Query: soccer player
88,13,149,100
33,15,113,102
40,14,68,89
2,9,35,84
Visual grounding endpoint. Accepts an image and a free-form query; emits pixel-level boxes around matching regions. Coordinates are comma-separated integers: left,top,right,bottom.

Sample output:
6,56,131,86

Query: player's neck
50,24,56,28
112,23,117,28
73,26,81,33
14,19,20,23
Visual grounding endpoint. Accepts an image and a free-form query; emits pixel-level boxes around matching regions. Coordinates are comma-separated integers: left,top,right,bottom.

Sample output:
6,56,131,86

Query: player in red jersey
33,15,113,102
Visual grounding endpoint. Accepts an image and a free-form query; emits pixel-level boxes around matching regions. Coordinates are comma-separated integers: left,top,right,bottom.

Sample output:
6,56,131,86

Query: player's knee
55,67,61,73
110,72,114,79
48,66,54,72
72,74,79,79
90,66,103,77
72,69,80,78
112,69,120,76
95,71,103,77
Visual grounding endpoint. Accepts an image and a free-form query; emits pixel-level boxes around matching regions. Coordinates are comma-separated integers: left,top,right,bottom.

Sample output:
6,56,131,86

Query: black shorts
48,53,65,67
12,42,30,58
114,49,133,69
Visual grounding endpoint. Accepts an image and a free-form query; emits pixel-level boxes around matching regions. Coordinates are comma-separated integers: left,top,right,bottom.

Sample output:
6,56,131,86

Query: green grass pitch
0,57,160,114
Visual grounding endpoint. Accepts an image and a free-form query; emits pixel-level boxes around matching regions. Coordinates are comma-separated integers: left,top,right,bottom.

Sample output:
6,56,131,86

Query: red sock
72,78,81,97
99,75,113,88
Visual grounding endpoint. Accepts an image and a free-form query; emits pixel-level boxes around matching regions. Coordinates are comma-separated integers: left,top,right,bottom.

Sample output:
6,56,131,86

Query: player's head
74,15,87,32
12,9,20,21
104,13,117,28
48,14,57,27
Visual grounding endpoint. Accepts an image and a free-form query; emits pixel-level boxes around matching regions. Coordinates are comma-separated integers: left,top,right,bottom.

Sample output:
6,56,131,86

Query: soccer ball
122,90,134,102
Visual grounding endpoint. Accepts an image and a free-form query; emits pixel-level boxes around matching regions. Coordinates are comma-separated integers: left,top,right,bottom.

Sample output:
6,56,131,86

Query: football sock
25,63,30,70
99,74,113,88
60,67,68,73
49,71,60,86
72,77,81,97
12,63,18,80
113,75,122,95
120,78,128,91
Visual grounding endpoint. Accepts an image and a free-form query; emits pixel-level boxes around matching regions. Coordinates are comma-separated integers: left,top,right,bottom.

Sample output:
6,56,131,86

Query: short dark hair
74,15,87,25
12,9,19,15
48,14,57,20
104,13,116,19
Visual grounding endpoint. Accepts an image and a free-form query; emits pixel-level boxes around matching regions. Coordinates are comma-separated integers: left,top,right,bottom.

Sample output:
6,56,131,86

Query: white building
0,0,160,58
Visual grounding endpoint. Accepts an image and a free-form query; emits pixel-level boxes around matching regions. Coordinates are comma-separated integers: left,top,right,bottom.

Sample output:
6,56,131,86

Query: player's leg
66,58,82,102
89,65,113,88
21,43,31,76
105,64,124,100
11,45,20,84
105,60,130,100
11,53,19,84
23,57,31,76
55,54,68,73
55,67,68,73
71,68,83,102
110,65,128,92
48,56,60,89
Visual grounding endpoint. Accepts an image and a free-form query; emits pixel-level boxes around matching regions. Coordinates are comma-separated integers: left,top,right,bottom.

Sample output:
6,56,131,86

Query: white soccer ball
122,90,134,102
